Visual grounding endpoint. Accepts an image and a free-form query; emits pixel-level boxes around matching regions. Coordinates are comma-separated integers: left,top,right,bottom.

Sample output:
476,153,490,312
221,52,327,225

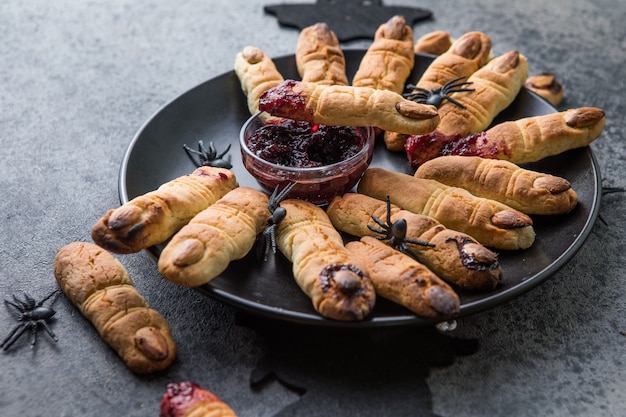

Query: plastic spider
183,140,233,169
1,290,59,351
368,196,435,261
403,76,474,109
257,182,297,261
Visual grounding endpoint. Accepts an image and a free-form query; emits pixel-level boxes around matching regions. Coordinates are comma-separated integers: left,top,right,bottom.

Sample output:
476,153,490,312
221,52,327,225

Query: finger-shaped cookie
414,156,578,215
524,73,564,106
384,31,491,151
160,381,238,417
276,199,376,321
435,50,529,136
54,242,176,374
296,23,349,86
414,31,492,92
352,15,415,94
413,30,453,55
234,45,285,120
92,167,238,254
259,80,439,135
346,237,460,319
327,193,502,290
357,168,536,250
405,107,605,166
158,187,270,287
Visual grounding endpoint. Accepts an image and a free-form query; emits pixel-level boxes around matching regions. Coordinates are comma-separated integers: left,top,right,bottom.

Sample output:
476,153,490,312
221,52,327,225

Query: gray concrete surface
1,1,624,416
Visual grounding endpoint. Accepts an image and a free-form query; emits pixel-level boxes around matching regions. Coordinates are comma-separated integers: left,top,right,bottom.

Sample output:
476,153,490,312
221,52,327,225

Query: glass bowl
240,113,375,205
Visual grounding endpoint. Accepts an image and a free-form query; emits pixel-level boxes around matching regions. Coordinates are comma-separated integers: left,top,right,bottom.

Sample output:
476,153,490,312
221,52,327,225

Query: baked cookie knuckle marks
234,45,284,120
295,22,349,86
346,237,460,319
417,31,492,91
357,168,535,250
91,167,237,254
352,15,415,94
383,31,492,151
275,199,376,321
54,242,176,374
414,155,578,215
486,106,605,164
436,50,529,136
326,193,502,291
258,80,439,135
158,187,270,287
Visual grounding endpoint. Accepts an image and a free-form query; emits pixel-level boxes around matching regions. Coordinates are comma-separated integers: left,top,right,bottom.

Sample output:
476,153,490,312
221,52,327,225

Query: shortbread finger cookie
327,193,502,290
92,167,238,254
234,45,285,120
259,80,439,135
357,168,535,250
276,199,376,321
413,30,453,55
54,242,176,374
158,187,270,287
524,73,564,106
384,31,492,151
296,23,349,86
352,15,415,94
435,50,529,136
405,107,606,166
346,237,460,319
414,156,578,215
160,381,238,417
414,31,492,92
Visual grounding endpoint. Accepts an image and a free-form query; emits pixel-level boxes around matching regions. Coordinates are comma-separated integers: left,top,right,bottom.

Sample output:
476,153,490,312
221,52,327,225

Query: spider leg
29,321,38,349
444,77,473,90
268,182,297,212
384,196,393,227
35,290,59,308
183,143,203,167
4,297,26,314
404,237,436,248
400,244,423,263
369,214,387,230
1,323,27,351
201,140,214,155
367,225,388,235
441,95,468,109
23,292,37,310
39,320,58,343
216,143,232,159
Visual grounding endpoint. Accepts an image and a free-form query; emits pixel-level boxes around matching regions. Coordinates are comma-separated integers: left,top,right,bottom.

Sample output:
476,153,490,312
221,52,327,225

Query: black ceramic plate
119,51,602,328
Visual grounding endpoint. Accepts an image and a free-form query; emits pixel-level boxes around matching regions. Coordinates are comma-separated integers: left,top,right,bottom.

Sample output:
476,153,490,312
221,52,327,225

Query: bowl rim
239,112,376,174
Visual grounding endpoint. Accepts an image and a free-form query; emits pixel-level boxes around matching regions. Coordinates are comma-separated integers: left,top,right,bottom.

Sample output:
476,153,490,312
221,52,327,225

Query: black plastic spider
183,140,233,169
257,182,297,261
403,76,474,109
368,196,435,261
1,290,59,351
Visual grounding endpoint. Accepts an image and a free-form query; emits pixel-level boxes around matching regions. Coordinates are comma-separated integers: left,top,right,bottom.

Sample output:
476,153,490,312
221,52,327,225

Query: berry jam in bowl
240,113,375,205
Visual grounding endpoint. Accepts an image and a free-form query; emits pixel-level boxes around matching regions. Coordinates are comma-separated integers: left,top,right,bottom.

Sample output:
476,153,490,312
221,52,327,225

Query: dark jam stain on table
246,118,365,168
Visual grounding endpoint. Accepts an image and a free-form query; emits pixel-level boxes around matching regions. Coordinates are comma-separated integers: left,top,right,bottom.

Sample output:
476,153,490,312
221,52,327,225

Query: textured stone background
0,1,624,416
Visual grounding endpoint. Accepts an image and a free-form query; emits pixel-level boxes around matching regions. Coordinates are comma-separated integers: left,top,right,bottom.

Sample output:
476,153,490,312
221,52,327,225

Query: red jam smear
160,381,219,417
259,79,313,122
404,131,457,166
405,131,500,167
246,118,366,168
